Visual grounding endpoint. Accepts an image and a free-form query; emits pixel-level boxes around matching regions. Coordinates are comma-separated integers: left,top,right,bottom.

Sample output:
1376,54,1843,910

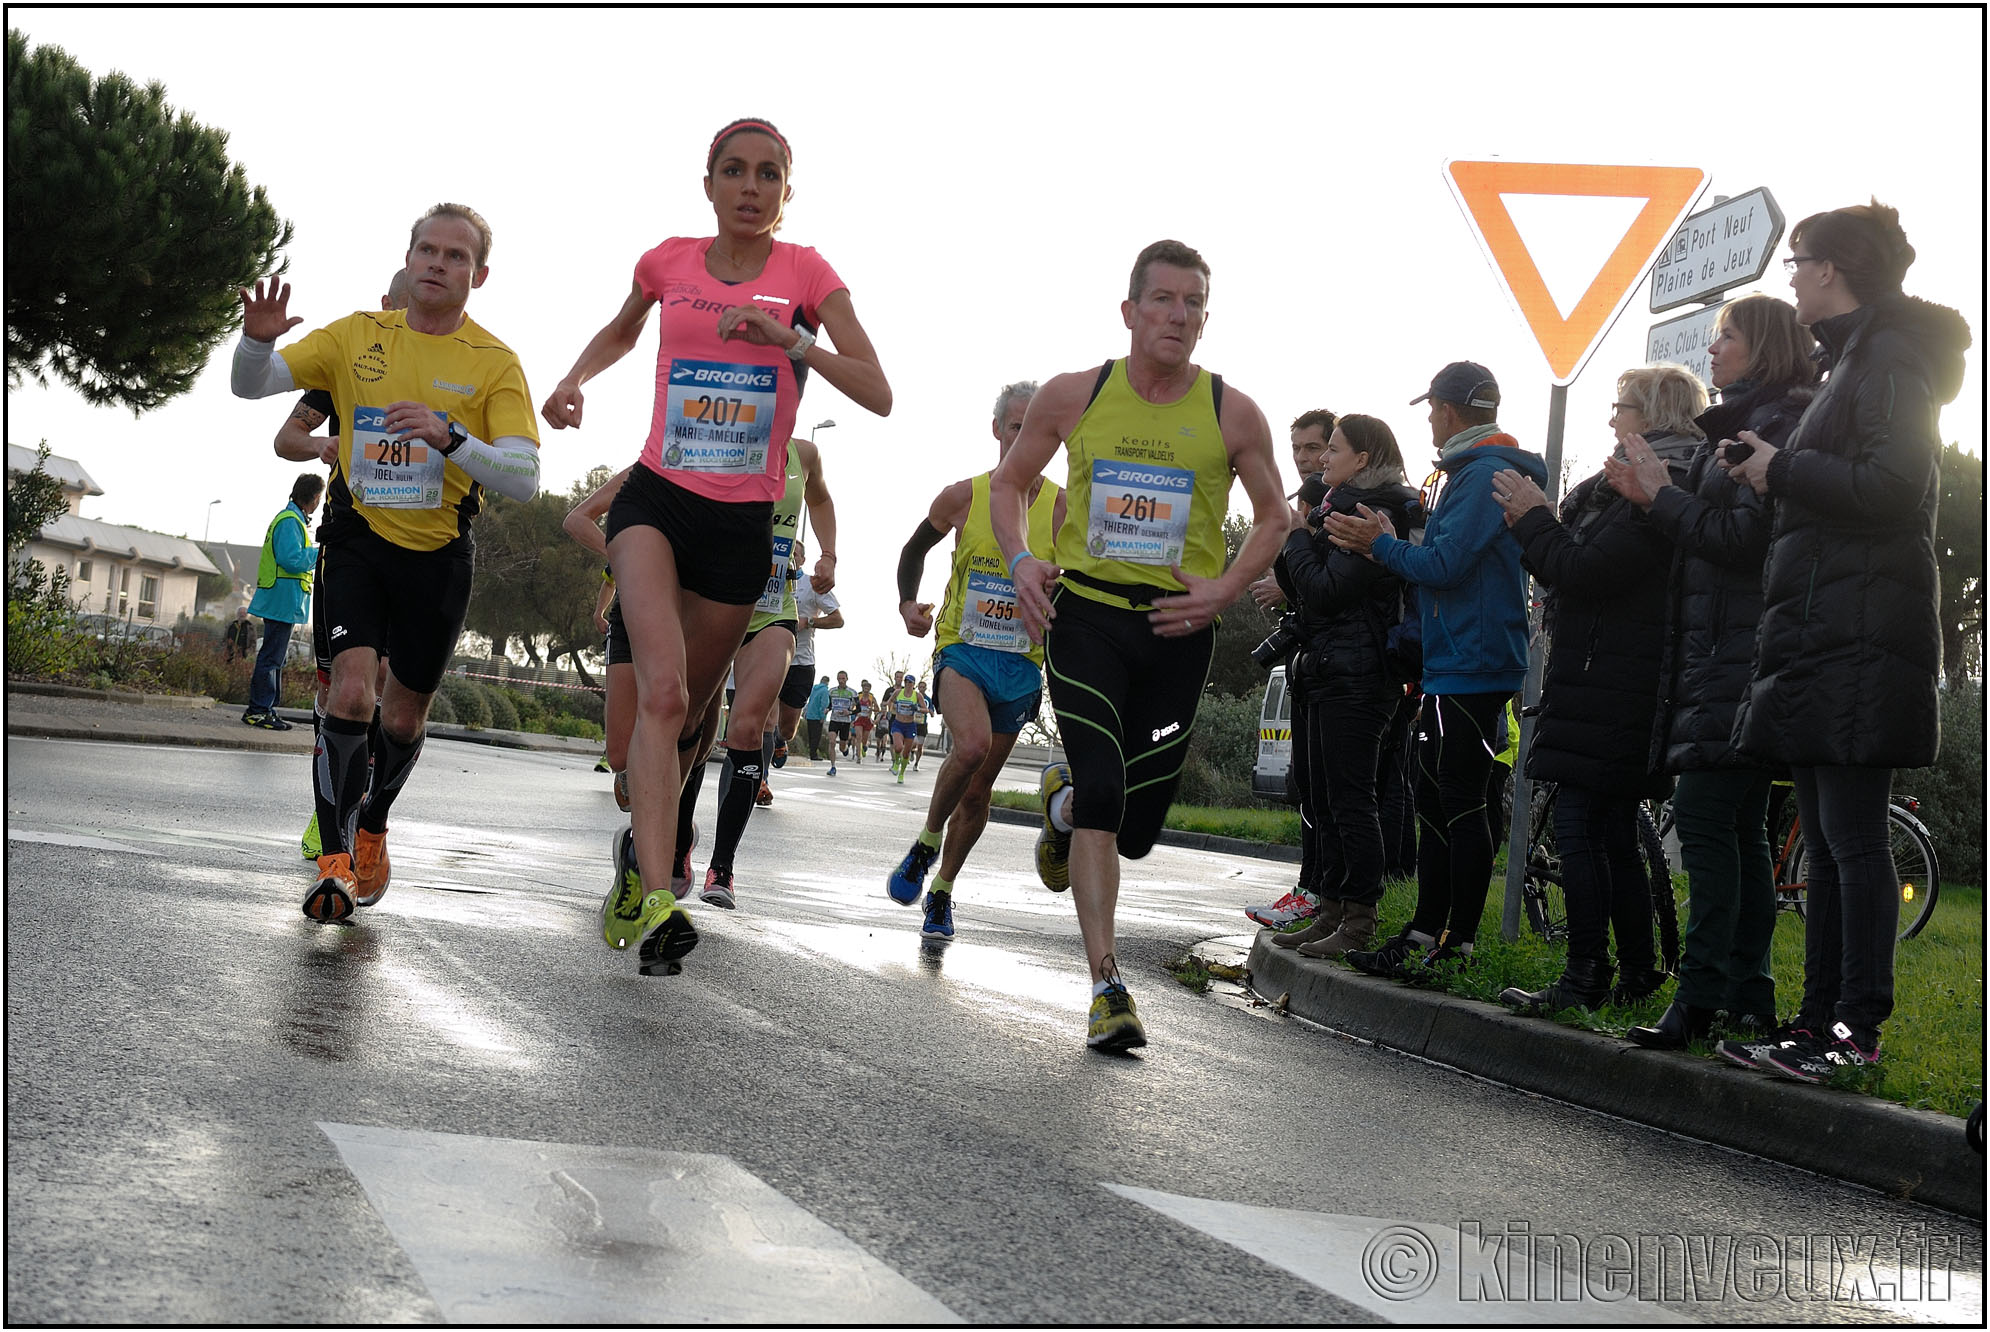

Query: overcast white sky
8,6,1983,682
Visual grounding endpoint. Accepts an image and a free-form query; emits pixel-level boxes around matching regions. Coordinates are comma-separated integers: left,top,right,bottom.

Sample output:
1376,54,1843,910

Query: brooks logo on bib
1086,459,1192,565
350,405,447,509
664,358,777,474
756,533,795,615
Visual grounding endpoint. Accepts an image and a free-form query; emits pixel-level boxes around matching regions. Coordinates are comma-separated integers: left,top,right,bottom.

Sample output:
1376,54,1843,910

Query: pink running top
633,236,845,503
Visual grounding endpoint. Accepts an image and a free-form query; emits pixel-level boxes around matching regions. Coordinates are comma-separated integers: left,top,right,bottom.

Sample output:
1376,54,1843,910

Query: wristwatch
443,421,468,456
787,326,816,361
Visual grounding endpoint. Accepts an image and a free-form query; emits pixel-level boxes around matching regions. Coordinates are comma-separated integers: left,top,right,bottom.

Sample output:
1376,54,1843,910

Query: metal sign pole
1501,381,1568,940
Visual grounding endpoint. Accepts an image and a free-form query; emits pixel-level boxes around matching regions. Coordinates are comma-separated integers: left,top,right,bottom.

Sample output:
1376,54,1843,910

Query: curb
984,805,1300,864
1246,934,1985,1220
8,681,218,709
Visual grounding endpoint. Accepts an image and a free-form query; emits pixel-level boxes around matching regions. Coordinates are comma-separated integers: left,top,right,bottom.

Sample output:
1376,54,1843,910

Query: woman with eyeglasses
1708,203,1968,1081
1490,365,1707,1016
1603,295,1818,1052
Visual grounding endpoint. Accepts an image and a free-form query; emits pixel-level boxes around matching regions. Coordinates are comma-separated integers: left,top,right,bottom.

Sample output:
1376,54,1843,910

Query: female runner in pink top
542,117,891,973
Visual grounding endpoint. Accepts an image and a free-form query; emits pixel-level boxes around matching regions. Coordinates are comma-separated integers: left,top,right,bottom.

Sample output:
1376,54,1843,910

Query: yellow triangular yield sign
1445,160,1707,384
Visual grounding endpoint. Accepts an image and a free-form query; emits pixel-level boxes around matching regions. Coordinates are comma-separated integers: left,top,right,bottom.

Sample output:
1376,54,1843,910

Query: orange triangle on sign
1446,160,1707,384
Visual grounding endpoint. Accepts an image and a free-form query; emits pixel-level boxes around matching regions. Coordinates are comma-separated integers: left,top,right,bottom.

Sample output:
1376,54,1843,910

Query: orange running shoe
352,828,392,907
304,853,357,923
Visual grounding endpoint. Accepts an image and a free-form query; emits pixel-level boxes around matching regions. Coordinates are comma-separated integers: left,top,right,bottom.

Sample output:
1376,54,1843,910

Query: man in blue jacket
1325,362,1546,977
243,474,324,730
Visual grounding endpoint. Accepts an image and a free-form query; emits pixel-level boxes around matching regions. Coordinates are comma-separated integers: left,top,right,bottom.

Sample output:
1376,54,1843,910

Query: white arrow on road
321,1123,960,1323
1105,1185,1688,1324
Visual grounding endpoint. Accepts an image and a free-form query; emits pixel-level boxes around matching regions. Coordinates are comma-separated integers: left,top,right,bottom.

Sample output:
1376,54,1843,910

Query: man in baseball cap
1323,360,1544,982
1410,360,1502,409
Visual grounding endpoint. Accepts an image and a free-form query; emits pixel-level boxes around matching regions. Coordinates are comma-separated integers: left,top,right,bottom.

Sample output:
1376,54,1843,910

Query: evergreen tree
1937,441,1983,686
5,30,292,413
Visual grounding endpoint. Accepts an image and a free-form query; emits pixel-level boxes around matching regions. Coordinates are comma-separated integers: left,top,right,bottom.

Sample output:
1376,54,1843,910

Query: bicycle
1517,780,1680,974
1654,783,1940,942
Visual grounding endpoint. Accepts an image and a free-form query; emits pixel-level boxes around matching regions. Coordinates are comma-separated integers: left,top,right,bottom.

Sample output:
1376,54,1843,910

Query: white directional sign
1646,301,1728,389
1649,187,1784,312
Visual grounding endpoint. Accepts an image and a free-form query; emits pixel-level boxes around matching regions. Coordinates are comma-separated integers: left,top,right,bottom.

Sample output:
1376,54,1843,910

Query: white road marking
7,829,164,856
320,1123,961,1323
1105,1185,1688,1323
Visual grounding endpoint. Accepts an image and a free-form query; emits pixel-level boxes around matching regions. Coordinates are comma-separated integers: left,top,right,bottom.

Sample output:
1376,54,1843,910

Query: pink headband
708,121,791,171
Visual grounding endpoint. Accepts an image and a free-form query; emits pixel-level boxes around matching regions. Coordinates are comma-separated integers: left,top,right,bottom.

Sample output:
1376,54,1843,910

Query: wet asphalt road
5,735,1982,1324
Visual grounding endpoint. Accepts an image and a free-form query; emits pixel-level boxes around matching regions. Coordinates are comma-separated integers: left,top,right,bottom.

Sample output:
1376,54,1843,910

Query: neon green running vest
1053,359,1227,611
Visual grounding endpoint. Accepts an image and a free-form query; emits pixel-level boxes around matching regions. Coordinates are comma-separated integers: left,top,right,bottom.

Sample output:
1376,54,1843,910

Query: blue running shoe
921,889,954,939
888,839,939,905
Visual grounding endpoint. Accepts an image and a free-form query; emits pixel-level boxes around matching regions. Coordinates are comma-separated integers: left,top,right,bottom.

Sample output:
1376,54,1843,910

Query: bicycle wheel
1521,783,1567,944
1637,802,1679,973
1889,804,1940,941
1783,806,1940,943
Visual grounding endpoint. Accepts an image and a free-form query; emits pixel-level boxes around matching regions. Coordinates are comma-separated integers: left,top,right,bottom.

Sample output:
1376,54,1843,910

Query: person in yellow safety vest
243,474,323,730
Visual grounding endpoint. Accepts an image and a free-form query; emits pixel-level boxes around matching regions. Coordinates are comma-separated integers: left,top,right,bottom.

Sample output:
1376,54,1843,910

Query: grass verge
990,788,1301,844
1296,866,1983,1119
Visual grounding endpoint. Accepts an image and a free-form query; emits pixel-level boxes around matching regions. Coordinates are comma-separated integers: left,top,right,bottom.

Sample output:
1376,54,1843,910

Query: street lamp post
203,499,222,544
800,421,835,550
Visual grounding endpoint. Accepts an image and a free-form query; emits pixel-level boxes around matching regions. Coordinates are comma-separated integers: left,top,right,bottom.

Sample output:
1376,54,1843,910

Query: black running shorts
316,524,474,697
779,661,813,709
604,596,632,667
605,464,773,606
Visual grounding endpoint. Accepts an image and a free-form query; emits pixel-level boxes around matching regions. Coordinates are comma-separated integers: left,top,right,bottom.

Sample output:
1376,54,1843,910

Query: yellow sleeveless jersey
276,309,538,552
937,471,1060,663
1054,359,1227,610
747,453,807,633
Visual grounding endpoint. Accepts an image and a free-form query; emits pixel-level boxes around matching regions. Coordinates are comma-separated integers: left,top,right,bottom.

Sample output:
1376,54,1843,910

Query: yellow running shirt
746,452,807,633
277,310,539,552
1054,359,1227,610
937,471,1061,663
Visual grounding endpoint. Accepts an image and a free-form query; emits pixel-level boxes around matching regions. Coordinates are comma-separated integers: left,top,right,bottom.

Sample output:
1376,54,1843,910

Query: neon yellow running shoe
1087,982,1147,1052
301,811,321,860
1035,762,1073,892
601,827,677,951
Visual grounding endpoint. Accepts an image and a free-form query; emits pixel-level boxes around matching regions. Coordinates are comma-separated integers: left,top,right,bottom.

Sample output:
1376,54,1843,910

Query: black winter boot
1626,999,1716,1049
1611,966,1671,1006
1500,956,1614,1016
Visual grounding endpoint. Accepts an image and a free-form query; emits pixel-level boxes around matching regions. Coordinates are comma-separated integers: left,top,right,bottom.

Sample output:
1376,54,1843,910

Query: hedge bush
427,689,456,725
502,686,546,731
1177,690,1267,809
480,683,521,732
1897,686,1983,883
547,713,605,741
540,683,603,727
436,675,490,729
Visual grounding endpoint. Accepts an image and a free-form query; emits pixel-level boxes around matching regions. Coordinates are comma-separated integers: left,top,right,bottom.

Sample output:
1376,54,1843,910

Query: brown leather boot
1298,900,1378,958
1270,895,1344,949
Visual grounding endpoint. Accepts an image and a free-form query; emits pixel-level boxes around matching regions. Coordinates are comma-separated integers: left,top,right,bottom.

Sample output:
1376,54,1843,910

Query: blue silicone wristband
1008,549,1031,578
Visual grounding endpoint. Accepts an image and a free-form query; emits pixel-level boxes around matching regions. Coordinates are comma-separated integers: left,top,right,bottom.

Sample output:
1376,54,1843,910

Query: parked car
1252,665,1293,802
71,612,177,649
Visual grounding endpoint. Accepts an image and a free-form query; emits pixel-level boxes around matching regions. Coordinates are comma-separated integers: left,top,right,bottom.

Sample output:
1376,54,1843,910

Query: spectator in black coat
1605,295,1818,1050
1268,415,1422,958
1719,202,1970,1081
223,605,257,664
1491,365,1706,1014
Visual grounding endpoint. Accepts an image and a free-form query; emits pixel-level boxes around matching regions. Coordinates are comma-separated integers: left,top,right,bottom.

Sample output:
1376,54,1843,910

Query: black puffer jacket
1512,433,1693,797
1647,380,1813,772
1733,294,1971,768
1275,476,1422,701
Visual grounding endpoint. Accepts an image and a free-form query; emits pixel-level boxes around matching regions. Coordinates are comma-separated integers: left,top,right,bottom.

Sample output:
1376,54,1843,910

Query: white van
1252,665,1294,802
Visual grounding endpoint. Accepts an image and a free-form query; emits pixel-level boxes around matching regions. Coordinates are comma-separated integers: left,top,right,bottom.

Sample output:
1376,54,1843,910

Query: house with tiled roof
8,443,221,627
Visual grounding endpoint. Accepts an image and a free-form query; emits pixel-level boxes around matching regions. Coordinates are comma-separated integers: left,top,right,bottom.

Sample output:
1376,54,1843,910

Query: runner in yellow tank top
886,382,1067,937
989,241,1288,1052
